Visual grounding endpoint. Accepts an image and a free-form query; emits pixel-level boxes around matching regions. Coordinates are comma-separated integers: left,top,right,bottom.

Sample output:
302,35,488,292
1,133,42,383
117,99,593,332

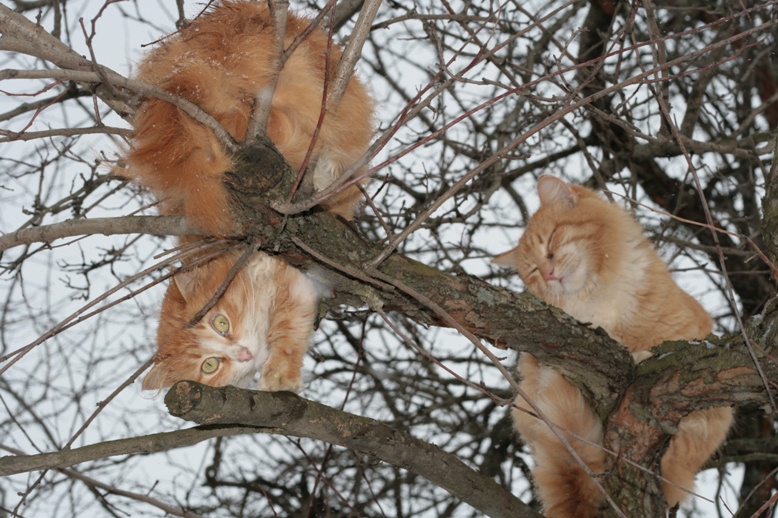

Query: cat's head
142,256,264,391
493,176,631,306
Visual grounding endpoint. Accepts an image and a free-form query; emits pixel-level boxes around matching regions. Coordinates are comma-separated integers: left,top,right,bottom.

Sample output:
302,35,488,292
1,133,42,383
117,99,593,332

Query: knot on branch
225,138,291,199
224,137,303,233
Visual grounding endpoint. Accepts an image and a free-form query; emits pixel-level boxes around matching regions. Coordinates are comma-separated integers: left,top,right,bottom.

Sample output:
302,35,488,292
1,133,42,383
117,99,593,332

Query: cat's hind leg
513,353,606,518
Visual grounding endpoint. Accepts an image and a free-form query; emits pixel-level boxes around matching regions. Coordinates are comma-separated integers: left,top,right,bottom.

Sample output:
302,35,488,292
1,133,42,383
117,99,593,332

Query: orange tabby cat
127,1,373,236
494,176,733,516
143,249,318,392
125,1,374,391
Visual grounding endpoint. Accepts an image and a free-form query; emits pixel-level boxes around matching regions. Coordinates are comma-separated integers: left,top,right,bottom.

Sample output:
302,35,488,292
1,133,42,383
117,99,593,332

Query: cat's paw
258,371,303,393
632,350,653,363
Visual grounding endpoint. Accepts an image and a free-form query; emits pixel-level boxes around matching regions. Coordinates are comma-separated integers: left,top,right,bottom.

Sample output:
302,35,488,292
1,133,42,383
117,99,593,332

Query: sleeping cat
493,176,733,517
125,1,374,392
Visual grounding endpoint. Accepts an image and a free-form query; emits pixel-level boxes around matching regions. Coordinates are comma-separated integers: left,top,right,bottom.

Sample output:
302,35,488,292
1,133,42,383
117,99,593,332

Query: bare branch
0,426,259,476
165,382,542,518
327,0,381,109
244,0,288,144
0,216,199,254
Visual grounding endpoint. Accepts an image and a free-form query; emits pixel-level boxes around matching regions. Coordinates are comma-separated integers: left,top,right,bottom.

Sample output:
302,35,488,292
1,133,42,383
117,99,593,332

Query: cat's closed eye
545,228,557,259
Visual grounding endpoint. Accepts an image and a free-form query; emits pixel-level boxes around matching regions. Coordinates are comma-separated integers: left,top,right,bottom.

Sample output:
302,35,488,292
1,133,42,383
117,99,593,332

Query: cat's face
142,257,267,391
494,176,623,306
513,214,592,302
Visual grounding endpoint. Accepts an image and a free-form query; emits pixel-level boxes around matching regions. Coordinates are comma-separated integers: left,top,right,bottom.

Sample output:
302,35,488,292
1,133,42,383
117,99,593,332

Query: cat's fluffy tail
513,353,606,518
533,460,604,518
126,43,257,236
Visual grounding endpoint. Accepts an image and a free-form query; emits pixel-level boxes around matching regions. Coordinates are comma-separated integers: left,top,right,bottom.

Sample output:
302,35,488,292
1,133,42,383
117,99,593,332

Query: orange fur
143,250,318,392
126,1,375,236
495,176,733,516
131,2,374,392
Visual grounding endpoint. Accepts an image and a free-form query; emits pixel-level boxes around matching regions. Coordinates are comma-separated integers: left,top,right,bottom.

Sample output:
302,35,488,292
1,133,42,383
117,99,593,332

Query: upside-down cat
125,1,374,392
494,176,733,517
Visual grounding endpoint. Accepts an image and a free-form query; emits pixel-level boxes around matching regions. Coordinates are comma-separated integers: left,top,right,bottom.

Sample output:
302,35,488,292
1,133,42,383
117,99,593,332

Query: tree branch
0,425,259,476
165,381,542,518
0,216,200,254
0,9,238,152
328,0,382,109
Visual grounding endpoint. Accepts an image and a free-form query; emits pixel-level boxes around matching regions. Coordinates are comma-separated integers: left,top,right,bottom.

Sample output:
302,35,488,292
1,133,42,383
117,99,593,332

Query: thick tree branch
164,381,542,518
250,205,777,415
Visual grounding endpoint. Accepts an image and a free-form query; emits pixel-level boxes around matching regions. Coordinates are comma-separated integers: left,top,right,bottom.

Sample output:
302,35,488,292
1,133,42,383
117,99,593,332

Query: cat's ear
141,361,172,391
492,247,518,268
537,175,577,208
172,270,197,303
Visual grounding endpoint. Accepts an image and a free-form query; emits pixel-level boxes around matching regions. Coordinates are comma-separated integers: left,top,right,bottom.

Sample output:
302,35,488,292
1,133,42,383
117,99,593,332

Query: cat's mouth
545,267,589,296
540,265,568,288
540,265,582,295
544,275,569,293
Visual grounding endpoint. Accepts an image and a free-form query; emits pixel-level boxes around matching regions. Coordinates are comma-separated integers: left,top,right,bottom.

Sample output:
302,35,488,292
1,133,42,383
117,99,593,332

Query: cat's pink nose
237,347,253,362
541,267,559,282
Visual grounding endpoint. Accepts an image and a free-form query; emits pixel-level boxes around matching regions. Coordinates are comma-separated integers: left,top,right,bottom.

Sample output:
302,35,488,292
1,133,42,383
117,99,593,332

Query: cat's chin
222,362,262,387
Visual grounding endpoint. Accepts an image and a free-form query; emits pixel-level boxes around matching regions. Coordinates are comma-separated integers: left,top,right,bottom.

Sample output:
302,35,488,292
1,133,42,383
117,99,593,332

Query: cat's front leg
259,263,318,393
660,406,734,507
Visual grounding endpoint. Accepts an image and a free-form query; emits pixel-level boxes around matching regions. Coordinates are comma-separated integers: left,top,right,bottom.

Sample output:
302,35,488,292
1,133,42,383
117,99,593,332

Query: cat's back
137,2,278,95
126,1,375,234
620,257,713,349
581,194,712,349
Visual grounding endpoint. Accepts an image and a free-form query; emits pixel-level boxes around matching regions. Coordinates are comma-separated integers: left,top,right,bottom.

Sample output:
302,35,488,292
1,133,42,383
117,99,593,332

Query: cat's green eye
201,357,220,374
211,314,230,335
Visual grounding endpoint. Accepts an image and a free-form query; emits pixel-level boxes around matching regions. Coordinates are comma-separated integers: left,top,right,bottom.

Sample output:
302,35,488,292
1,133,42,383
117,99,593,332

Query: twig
367,268,518,389
0,427,260,476
12,357,156,510
1,443,207,518
327,0,382,110
647,22,778,410
285,10,335,203
0,240,239,375
0,215,200,255
185,241,258,327
272,3,778,219
289,235,394,290
0,125,132,142
244,0,289,143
